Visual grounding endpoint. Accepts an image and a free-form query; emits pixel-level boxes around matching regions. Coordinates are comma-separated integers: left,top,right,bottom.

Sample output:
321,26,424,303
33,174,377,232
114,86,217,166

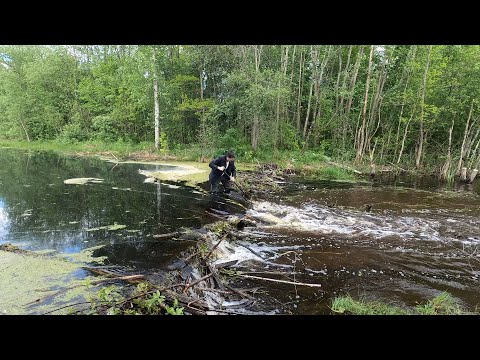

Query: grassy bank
0,139,360,181
331,292,475,315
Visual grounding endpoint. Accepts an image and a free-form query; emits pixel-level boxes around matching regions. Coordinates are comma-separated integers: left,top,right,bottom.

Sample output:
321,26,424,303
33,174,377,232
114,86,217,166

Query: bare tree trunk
295,48,305,134
456,99,475,175
440,119,454,181
252,45,263,151
19,119,30,142
365,58,387,157
275,46,288,151
200,70,204,101
355,45,374,162
153,46,160,150
290,45,296,85
469,169,478,183
466,127,479,163
397,111,414,164
345,46,364,119
395,46,417,154
303,46,316,140
303,46,332,151
468,131,480,170
339,45,353,113
415,45,432,169
380,127,391,164
334,46,343,112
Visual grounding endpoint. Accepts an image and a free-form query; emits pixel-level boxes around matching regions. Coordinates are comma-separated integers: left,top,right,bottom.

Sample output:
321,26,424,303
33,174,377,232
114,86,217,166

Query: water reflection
0,149,245,267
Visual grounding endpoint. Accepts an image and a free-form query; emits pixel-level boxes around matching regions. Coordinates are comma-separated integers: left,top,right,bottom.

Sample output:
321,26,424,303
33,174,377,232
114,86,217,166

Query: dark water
1,148,480,314
0,149,245,269
240,178,480,314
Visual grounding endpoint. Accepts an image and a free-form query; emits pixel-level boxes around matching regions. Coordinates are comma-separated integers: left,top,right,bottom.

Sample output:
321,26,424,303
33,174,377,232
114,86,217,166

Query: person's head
226,150,235,162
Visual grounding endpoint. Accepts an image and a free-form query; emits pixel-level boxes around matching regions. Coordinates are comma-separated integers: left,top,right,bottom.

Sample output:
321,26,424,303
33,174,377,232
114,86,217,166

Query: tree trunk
275,46,285,151
303,46,316,140
200,69,204,100
251,45,263,151
466,127,479,164
334,46,343,112
295,48,305,134
397,111,414,164
339,45,353,113
355,45,374,162
152,47,160,150
365,58,387,158
345,46,364,119
394,46,416,155
440,119,454,181
303,46,332,151
469,169,478,183
456,99,475,175
415,45,432,169
290,45,297,85
468,131,480,170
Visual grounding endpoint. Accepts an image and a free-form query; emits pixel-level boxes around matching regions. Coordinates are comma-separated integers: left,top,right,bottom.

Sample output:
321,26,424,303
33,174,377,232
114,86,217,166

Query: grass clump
331,295,409,315
331,292,474,315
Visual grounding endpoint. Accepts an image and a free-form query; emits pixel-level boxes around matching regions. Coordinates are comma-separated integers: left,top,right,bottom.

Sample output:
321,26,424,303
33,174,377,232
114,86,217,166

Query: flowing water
1,148,479,314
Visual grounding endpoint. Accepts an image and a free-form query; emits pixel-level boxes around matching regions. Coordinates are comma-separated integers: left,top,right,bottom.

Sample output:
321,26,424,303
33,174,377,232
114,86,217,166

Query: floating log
152,232,181,239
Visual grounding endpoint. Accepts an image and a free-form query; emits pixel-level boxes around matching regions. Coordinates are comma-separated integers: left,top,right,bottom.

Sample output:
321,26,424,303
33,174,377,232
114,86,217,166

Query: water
238,179,480,314
0,149,245,269
1,148,480,314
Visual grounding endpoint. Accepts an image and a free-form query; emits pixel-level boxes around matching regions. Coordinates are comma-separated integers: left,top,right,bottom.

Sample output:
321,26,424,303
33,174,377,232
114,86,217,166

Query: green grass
331,295,410,315
415,292,468,315
0,139,153,158
317,166,356,180
331,292,474,315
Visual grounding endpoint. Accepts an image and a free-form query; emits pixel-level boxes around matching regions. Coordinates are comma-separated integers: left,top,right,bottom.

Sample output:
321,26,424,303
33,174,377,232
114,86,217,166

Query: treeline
1,45,480,178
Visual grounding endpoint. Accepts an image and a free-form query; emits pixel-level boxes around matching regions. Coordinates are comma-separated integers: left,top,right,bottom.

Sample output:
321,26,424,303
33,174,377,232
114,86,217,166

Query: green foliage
86,281,184,315
97,285,123,303
159,131,169,152
2,45,480,171
58,122,88,143
217,128,251,159
91,115,118,142
165,299,184,315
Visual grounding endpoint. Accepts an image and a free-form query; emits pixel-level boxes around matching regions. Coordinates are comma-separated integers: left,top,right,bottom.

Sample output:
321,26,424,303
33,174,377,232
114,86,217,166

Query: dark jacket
209,155,236,179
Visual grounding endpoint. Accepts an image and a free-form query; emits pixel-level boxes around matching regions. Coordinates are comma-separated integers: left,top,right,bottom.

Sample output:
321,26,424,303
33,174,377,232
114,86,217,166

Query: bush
57,122,88,143
92,115,118,142
217,128,252,159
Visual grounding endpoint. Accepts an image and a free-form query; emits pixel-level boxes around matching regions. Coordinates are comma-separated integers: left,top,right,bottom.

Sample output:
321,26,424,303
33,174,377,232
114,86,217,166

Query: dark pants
209,172,232,193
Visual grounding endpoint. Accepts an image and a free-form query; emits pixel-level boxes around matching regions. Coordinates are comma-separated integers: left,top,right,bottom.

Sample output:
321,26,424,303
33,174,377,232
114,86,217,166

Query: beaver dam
1,148,479,314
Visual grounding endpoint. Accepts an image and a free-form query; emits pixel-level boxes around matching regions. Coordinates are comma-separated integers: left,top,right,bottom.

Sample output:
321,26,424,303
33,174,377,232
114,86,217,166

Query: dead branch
235,274,323,288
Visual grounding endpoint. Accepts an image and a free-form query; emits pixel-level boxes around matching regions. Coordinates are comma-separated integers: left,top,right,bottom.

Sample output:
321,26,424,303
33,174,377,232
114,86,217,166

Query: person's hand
217,166,225,171
230,176,235,182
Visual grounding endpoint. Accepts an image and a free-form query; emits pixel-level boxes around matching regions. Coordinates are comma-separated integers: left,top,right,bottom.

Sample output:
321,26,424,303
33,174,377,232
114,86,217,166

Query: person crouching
208,151,236,194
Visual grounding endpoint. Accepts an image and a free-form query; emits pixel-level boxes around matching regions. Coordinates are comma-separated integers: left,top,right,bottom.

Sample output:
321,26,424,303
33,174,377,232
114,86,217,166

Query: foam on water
247,200,478,245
